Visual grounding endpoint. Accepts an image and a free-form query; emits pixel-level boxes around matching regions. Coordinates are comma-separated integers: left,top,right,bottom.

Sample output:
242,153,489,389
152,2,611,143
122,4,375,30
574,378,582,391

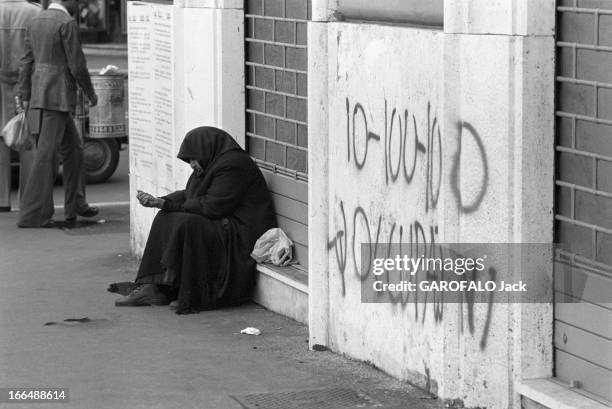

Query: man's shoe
63,218,78,228
78,206,99,218
115,284,169,307
66,206,99,223
40,219,61,228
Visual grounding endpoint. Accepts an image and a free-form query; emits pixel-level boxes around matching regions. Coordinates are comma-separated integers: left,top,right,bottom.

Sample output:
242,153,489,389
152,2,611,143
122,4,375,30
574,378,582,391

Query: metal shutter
245,0,310,268
555,1,612,403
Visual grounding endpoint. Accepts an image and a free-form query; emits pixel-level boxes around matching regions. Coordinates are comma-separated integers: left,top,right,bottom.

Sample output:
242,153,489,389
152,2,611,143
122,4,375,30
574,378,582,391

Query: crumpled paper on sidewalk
240,327,261,336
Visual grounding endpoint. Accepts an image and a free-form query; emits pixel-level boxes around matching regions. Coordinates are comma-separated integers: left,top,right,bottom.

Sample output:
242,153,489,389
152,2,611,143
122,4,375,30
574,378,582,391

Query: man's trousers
0,142,34,211
18,109,88,227
0,81,33,211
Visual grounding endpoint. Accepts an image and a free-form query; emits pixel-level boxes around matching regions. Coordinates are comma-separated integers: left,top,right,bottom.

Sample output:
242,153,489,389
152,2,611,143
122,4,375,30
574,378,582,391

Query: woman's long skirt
135,211,227,314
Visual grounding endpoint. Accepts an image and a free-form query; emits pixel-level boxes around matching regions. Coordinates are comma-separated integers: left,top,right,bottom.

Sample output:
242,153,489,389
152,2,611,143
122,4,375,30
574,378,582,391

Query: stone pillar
173,0,245,151
307,0,555,407
441,0,555,406
129,0,244,257
308,0,340,351
307,19,330,348
312,0,339,22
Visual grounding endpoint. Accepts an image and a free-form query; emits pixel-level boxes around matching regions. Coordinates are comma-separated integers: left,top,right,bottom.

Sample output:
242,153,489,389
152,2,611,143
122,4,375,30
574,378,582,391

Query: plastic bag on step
250,228,294,266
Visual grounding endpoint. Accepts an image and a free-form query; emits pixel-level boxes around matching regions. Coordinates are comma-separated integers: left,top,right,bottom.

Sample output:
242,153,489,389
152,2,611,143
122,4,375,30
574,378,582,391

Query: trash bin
87,74,126,138
73,73,125,184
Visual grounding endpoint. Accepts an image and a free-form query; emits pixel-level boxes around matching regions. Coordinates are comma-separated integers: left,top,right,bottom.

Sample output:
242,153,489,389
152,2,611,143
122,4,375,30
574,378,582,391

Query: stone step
253,263,308,324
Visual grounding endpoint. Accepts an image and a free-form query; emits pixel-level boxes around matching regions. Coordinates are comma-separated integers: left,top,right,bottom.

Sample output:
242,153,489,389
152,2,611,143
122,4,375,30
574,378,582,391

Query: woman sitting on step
115,126,276,314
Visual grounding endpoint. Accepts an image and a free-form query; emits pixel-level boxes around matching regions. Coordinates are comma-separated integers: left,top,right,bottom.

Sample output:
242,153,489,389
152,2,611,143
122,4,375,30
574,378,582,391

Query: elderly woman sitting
115,127,276,314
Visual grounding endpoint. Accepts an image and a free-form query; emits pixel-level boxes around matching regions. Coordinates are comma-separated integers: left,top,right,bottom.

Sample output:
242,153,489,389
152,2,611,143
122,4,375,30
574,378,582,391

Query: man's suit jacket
15,8,95,113
0,0,39,127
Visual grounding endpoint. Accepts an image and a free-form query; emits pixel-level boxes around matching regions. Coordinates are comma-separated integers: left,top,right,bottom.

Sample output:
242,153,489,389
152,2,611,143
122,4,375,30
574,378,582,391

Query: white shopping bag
1,111,31,150
250,228,294,266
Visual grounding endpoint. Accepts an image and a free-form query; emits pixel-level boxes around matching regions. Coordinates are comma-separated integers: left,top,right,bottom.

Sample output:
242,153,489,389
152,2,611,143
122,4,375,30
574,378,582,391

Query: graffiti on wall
329,97,493,349
345,97,488,213
345,98,442,212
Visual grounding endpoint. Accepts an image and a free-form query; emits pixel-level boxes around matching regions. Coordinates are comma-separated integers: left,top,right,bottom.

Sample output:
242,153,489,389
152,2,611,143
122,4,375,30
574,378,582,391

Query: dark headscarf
177,126,242,173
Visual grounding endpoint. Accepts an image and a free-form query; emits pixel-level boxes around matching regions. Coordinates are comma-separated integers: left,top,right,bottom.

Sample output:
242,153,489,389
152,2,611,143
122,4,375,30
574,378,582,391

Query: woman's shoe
115,284,169,306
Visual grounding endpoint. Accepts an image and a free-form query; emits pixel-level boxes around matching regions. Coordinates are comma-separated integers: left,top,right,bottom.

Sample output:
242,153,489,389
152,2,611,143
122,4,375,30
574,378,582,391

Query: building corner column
441,0,555,407
173,0,245,151
128,0,245,257
307,0,335,349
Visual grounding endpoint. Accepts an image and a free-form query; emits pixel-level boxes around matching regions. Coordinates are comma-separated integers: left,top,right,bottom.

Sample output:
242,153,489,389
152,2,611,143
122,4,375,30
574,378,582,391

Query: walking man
0,0,39,212
15,0,99,227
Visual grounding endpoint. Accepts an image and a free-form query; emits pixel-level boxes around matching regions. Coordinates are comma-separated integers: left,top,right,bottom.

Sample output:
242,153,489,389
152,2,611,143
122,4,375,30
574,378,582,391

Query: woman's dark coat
135,127,276,314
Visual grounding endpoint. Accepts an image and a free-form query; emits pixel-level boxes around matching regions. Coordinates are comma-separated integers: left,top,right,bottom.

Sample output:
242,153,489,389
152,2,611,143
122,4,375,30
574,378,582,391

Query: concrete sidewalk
0,205,440,409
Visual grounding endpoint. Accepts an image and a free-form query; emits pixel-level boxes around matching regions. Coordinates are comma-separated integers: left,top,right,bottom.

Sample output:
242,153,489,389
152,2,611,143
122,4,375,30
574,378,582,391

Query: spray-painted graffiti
345,98,488,214
329,98,493,349
346,98,442,212
450,122,489,214
327,200,493,349
328,200,438,293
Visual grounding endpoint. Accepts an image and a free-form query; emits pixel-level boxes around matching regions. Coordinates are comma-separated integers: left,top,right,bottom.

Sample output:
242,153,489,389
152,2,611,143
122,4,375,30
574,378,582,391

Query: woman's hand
150,198,165,209
137,190,165,209
136,190,154,207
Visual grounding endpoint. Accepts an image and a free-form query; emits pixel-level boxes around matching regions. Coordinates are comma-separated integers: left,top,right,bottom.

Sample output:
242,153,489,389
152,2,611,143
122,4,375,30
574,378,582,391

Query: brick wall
245,0,310,175
554,1,612,402
556,1,612,268
245,0,311,268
